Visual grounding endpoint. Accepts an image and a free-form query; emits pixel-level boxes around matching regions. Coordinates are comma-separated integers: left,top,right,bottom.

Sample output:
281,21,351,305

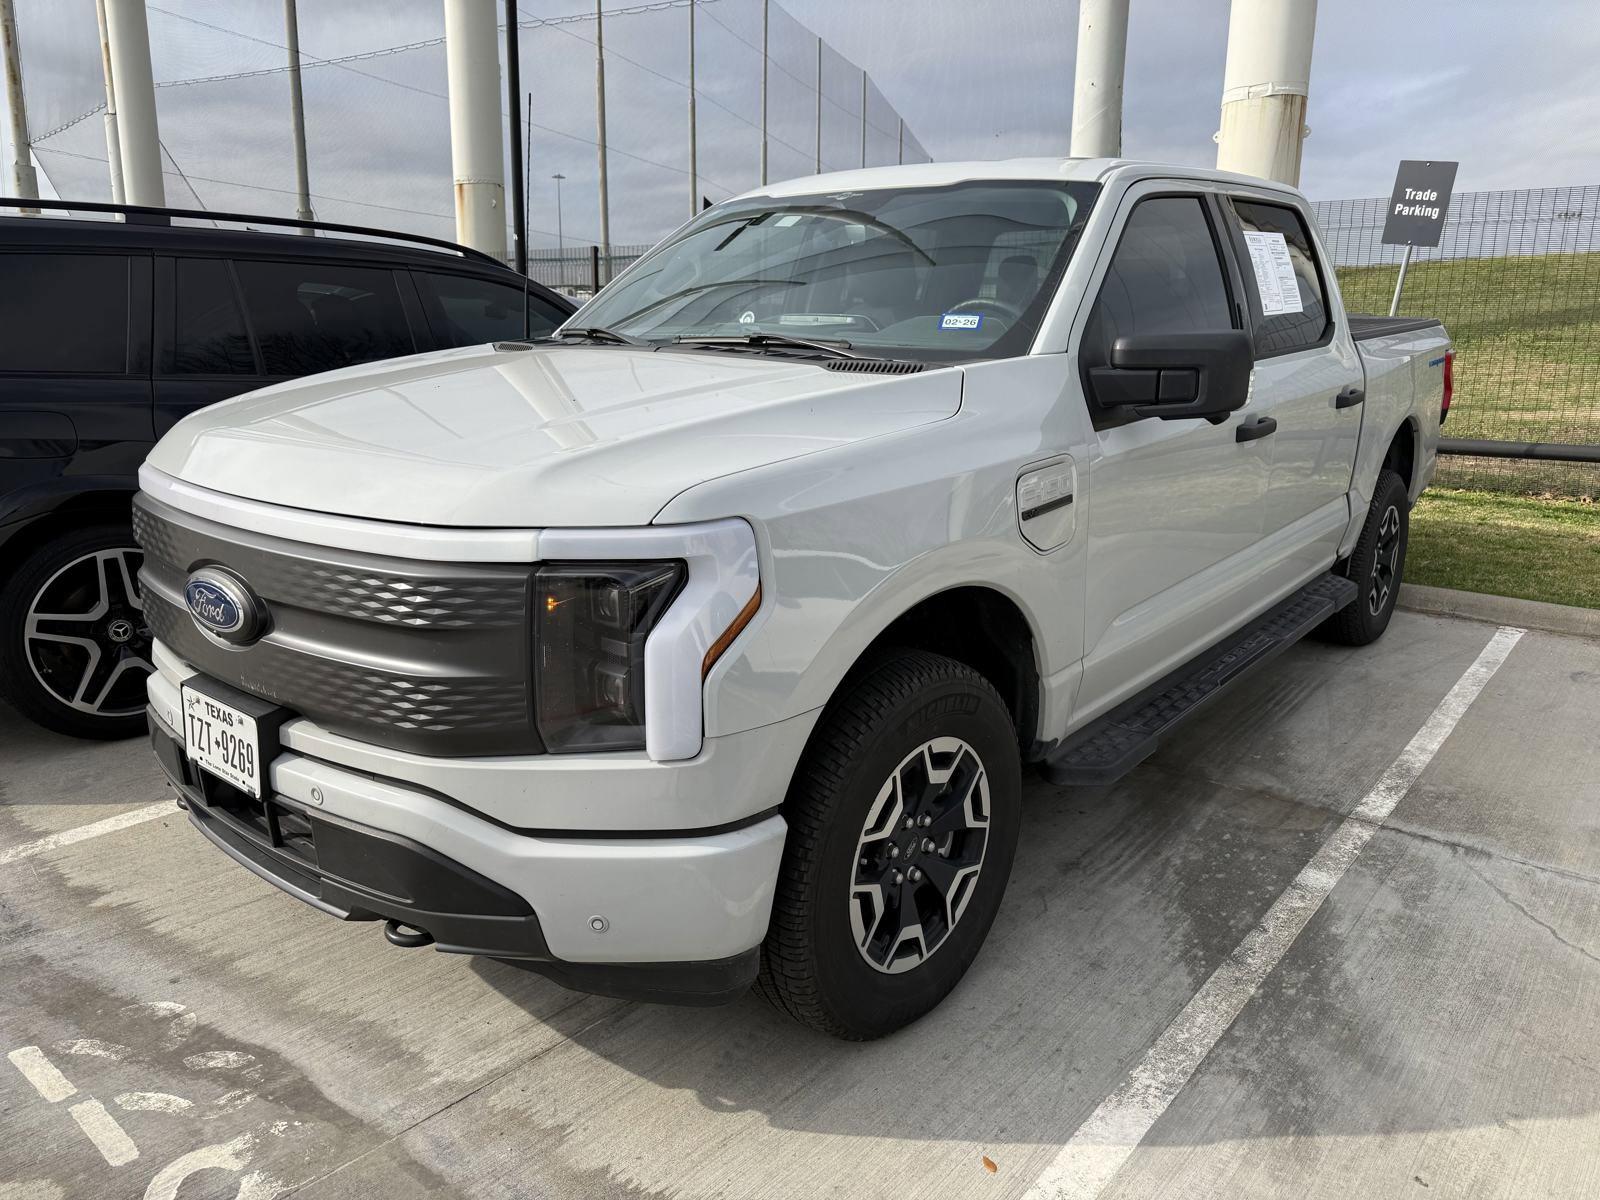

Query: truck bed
1348,314,1444,342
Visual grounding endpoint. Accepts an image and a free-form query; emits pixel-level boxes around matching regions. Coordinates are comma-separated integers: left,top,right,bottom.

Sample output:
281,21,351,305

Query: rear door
1219,194,1363,573
154,255,420,437
1072,183,1269,719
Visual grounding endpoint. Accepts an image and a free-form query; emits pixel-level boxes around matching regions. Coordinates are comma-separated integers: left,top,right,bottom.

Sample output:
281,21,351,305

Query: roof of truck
739,157,1304,202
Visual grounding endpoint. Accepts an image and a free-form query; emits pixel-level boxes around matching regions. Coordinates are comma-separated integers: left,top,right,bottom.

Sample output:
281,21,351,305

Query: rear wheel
0,525,152,739
757,650,1021,1039
1321,468,1410,647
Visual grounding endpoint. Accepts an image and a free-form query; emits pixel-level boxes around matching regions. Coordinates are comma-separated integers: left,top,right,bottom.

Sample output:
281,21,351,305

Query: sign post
1381,159,1459,315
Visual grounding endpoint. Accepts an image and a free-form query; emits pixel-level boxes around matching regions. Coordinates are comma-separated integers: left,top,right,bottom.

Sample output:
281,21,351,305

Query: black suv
0,200,575,739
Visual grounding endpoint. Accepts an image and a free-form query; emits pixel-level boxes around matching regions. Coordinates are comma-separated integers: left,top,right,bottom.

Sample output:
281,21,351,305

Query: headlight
534,561,685,752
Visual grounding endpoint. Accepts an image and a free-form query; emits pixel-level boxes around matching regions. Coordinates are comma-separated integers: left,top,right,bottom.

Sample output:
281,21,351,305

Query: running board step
1040,572,1359,788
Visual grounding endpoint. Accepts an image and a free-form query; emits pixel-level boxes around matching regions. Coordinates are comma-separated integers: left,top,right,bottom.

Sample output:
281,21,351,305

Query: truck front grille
134,495,541,757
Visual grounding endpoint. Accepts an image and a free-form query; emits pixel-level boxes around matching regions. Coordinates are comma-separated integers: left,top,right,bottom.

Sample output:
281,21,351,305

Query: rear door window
1229,199,1331,356
173,258,255,375
233,260,413,376
0,253,130,373
414,272,529,346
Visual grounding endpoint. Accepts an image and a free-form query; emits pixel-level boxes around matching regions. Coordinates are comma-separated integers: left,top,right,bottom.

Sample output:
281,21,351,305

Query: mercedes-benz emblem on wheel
184,567,266,645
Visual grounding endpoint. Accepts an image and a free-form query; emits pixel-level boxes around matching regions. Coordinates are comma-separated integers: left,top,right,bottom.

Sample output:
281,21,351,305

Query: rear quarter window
0,253,130,374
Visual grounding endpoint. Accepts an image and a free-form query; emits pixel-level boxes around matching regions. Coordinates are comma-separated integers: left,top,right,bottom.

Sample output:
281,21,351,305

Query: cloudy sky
4,0,1598,245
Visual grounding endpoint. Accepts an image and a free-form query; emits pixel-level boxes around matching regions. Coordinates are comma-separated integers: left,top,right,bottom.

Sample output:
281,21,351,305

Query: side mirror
1088,331,1253,423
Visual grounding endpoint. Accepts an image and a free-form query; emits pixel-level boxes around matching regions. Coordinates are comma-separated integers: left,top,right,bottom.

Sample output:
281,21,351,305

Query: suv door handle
1334,385,1366,409
1236,415,1277,443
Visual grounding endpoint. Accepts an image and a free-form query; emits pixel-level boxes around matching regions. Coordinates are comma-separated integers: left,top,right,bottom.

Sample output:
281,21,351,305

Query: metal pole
505,0,526,273
1069,0,1129,158
0,0,38,207
687,0,697,217
103,0,163,206
897,117,904,165
859,69,866,168
1389,244,1414,317
94,0,124,204
553,173,564,261
758,0,768,185
443,0,507,261
813,36,822,173
595,0,611,280
283,0,314,231
1215,0,1317,185
524,92,532,258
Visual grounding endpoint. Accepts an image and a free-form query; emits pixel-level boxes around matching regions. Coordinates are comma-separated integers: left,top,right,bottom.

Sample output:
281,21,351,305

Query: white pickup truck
136,159,1451,1039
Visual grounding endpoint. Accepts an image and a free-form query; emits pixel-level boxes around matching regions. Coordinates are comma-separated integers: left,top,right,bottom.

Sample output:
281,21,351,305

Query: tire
1321,468,1410,647
0,524,152,739
757,650,1022,1040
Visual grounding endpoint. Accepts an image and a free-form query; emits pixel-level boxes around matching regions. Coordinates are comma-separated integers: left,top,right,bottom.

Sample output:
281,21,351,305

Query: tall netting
11,0,932,274
1314,185,1600,499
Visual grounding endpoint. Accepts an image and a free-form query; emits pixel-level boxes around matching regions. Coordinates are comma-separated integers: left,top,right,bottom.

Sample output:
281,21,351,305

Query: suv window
233,260,413,376
1231,199,1330,356
0,254,130,374
416,272,537,347
173,258,254,375
1082,196,1233,369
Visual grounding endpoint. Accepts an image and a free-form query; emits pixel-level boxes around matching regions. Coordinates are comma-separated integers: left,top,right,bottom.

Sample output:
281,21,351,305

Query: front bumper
147,677,789,1007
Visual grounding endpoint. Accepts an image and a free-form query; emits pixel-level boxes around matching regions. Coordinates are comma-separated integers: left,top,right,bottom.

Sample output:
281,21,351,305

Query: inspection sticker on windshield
940,313,983,331
1243,230,1303,316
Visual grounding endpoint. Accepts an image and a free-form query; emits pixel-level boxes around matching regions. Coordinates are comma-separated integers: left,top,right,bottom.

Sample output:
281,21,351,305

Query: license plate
181,684,263,798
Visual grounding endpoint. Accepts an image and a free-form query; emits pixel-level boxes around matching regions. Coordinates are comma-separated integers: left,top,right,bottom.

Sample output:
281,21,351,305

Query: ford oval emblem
184,568,263,645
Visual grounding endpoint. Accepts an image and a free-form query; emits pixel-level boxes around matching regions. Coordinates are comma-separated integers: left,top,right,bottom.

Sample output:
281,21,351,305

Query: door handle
1334,385,1366,409
1236,415,1277,443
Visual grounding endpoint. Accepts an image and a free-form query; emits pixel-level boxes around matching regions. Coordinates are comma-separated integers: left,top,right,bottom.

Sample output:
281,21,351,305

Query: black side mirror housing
1088,331,1253,423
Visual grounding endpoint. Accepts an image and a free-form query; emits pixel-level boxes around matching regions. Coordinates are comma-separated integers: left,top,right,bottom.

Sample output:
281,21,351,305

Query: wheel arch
1383,416,1419,498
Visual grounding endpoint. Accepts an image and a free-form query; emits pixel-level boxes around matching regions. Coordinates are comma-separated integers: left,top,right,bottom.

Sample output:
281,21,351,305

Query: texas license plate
181,684,263,797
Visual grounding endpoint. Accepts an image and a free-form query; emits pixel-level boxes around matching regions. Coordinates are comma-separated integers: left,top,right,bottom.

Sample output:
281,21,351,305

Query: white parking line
0,802,173,866
69,1097,140,1167
1025,625,1526,1200
8,1045,78,1102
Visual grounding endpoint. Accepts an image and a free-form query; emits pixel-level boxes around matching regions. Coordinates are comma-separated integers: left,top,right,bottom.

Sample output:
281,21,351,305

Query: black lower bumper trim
149,715,761,1007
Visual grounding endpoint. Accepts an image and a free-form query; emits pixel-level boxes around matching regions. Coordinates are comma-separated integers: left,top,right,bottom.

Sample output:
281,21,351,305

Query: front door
1071,185,1269,722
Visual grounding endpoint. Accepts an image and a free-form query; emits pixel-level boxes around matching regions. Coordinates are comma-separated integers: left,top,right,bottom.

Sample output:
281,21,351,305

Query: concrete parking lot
3,609,1598,1200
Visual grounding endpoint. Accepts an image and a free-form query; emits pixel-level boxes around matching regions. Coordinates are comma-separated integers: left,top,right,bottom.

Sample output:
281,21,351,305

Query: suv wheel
1321,468,1410,647
0,526,152,739
757,650,1021,1039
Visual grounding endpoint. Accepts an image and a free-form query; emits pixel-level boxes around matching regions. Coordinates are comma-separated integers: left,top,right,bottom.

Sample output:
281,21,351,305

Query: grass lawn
1407,488,1600,609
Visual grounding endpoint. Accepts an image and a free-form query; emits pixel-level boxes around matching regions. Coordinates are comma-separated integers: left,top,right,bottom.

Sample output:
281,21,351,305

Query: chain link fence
1313,185,1600,499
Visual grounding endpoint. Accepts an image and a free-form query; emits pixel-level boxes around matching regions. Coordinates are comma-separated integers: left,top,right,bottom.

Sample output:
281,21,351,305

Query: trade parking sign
1381,159,1459,247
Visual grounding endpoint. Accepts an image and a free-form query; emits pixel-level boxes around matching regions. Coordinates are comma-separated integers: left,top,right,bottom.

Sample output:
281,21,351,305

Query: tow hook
383,919,435,949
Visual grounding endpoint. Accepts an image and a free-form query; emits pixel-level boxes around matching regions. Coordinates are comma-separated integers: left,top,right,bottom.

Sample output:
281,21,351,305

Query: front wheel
757,650,1021,1039
1321,468,1410,647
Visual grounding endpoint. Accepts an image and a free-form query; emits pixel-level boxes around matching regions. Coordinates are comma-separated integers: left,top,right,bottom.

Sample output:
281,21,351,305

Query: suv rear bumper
146,680,788,1007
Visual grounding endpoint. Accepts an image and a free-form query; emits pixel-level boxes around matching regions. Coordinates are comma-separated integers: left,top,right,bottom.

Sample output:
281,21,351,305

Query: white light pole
758,0,768,185
1069,0,1129,159
0,0,39,207
1215,0,1317,186
687,0,697,216
284,0,314,231
103,0,163,207
443,0,507,260
93,0,124,204
552,172,565,251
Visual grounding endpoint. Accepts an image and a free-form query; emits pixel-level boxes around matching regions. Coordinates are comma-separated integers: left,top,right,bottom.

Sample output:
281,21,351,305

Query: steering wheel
947,297,1025,323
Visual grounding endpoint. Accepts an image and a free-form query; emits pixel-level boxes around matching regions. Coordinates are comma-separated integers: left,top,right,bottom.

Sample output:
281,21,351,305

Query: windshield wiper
550,325,650,347
672,332,862,360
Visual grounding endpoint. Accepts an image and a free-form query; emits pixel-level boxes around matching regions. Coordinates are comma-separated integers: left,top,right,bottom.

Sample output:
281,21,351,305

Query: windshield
573,180,1101,363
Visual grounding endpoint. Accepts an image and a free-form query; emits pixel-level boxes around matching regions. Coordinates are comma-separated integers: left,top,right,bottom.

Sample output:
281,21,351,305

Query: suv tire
1321,468,1410,647
757,650,1021,1039
0,525,152,739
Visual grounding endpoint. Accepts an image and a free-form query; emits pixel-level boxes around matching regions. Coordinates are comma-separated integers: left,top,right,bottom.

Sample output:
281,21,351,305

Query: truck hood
146,344,963,527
